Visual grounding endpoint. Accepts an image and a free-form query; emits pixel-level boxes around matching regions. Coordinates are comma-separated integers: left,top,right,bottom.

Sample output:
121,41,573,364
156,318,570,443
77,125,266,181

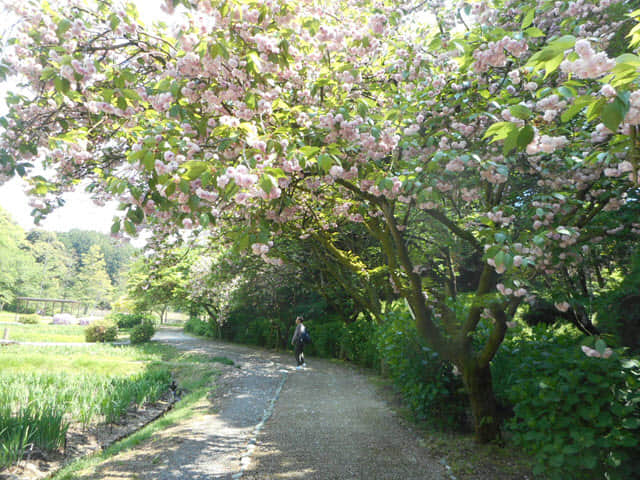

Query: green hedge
375,307,468,430
184,317,211,337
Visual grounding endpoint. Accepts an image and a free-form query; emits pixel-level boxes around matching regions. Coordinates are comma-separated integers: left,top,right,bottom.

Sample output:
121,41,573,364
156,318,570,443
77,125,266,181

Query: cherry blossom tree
2,0,640,441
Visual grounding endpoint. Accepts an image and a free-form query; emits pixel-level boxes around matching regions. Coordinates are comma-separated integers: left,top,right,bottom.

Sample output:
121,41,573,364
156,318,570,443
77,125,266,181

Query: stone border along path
67,328,451,480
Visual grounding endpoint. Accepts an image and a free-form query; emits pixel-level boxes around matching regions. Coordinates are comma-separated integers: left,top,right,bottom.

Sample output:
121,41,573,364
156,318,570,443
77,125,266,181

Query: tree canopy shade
2,0,640,441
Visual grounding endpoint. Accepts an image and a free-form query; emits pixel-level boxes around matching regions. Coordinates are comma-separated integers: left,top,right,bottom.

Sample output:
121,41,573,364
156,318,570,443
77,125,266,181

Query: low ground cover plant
2,324,86,343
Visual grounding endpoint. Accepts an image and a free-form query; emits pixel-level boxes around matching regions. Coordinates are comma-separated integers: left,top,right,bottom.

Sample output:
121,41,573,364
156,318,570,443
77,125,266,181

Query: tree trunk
462,361,500,443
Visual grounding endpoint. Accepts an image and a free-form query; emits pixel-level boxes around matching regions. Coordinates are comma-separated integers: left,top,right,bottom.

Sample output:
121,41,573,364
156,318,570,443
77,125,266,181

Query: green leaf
318,153,333,172
246,51,262,73
544,53,565,78
245,92,258,110
600,99,627,132
557,86,576,99
124,220,136,236
54,77,70,94
510,104,532,120
236,232,249,252
483,122,518,142
549,35,576,51
503,127,519,154
524,27,545,38
561,103,585,122
299,146,320,157
595,338,607,354
56,19,71,38
182,161,208,180
110,219,120,234
622,417,640,430
521,9,535,29
494,232,507,243
259,174,275,193
517,125,534,148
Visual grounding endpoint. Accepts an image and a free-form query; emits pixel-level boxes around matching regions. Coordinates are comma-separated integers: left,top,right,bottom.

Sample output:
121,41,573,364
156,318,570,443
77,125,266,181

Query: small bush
130,321,156,344
17,314,41,325
84,320,118,343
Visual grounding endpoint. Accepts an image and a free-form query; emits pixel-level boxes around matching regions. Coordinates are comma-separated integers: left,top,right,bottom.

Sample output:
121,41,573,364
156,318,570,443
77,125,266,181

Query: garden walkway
71,328,449,479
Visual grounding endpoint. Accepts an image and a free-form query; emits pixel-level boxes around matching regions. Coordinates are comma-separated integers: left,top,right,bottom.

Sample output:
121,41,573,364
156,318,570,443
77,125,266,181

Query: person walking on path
291,316,307,369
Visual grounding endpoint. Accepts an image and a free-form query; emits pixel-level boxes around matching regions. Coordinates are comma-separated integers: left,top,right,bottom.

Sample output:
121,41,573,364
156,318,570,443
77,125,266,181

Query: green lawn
1,323,88,343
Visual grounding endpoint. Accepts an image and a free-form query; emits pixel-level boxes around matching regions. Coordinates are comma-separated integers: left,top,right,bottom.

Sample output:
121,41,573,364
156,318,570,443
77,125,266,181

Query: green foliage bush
84,320,118,343
184,317,211,337
492,324,640,479
110,312,154,329
130,321,156,344
376,306,468,431
17,314,41,325
305,315,379,368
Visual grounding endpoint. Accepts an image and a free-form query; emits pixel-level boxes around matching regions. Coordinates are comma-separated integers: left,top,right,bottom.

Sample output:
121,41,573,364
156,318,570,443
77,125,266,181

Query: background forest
0,206,137,313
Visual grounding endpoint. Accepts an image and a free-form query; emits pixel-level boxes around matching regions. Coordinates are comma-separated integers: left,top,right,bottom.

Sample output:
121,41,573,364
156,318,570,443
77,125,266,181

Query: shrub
184,316,212,337
376,306,468,431
493,325,640,479
84,320,118,343
17,314,41,325
305,315,379,368
130,321,156,344
110,312,154,329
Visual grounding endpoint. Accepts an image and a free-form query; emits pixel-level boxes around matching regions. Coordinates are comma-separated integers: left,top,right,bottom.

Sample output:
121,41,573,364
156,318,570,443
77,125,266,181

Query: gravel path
72,328,447,479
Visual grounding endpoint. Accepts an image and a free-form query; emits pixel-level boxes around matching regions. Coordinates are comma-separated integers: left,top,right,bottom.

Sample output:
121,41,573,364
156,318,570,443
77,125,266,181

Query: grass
0,324,87,343
0,340,232,473
0,345,147,376
49,350,227,480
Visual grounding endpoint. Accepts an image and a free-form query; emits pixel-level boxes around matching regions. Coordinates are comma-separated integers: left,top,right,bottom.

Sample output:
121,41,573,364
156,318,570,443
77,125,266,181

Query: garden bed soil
0,391,178,480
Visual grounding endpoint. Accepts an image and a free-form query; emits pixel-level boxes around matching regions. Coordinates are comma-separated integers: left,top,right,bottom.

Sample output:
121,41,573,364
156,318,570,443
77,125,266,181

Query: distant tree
24,230,73,301
73,244,113,311
58,229,137,286
125,250,190,323
0,207,39,309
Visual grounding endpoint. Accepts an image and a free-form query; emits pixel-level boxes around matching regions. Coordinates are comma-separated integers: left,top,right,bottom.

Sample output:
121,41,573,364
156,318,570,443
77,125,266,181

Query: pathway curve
73,328,448,480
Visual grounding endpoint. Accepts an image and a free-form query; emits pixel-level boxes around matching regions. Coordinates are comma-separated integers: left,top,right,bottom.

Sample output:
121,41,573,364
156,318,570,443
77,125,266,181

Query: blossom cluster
560,39,615,79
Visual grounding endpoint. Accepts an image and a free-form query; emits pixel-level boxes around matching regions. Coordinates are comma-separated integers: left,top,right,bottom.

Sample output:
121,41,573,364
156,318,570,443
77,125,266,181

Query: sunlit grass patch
0,343,177,470
0,323,88,343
